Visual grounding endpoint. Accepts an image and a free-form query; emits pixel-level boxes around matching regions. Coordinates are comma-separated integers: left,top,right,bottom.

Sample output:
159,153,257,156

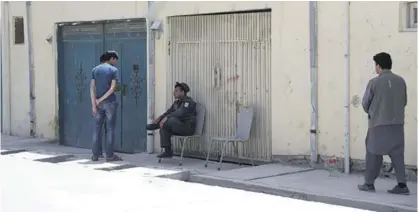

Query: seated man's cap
175,82,190,93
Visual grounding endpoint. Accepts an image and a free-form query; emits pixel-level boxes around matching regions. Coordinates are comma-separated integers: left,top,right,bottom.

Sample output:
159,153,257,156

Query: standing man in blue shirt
90,51,123,162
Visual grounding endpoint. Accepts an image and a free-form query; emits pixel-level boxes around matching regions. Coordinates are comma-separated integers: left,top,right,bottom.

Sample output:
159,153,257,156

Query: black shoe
157,151,173,158
106,154,123,162
358,183,376,192
91,154,104,161
91,155,99,161
388,185,410,195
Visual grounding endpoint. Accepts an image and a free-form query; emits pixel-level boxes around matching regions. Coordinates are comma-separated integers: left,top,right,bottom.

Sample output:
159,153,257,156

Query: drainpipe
0,3,4,132
146,1,156,153
2,1,11,134
26,1,36,137
309,1,318,165
344,1,351,174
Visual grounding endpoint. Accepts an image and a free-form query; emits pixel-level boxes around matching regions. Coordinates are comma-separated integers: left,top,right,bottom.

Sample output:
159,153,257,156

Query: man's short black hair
175,82,190,93
99,53,106,63
373,52,392,70
101,51,119,61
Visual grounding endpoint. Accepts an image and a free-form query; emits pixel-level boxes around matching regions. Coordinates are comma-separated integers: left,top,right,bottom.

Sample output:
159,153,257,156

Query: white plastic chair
204,106,254,171
158,103,206,166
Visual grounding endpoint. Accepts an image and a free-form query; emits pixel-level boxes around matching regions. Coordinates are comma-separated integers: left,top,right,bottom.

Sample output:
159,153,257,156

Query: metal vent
105,21,147,34
61,24,103,37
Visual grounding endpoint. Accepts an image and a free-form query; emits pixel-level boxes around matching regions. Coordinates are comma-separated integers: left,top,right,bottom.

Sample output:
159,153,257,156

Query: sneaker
387,185,409,195
156,151,173,158
357,183,376,192
106,154,123,162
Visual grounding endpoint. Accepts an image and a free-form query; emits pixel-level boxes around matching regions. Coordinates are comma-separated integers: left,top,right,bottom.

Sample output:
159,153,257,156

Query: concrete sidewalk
0,135,243,180
190,164,417,212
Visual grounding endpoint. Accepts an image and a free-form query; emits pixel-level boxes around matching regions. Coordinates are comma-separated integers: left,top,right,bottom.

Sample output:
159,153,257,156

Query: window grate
407,2,417,29
13,17,24,44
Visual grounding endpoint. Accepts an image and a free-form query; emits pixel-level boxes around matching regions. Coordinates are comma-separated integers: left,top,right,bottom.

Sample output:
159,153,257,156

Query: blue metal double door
58,20,148,153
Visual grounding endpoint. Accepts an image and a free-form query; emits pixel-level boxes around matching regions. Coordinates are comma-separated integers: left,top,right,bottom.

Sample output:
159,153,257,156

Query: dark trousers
92,102,118,157
147,117,194,149
364,150,406,185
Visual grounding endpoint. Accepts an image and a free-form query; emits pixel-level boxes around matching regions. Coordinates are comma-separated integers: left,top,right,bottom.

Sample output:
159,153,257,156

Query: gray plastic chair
204,106,254,171
158,103,206,166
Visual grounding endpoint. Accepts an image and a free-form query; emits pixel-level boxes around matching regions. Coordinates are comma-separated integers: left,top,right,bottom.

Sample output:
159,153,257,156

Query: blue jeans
92,101,118,157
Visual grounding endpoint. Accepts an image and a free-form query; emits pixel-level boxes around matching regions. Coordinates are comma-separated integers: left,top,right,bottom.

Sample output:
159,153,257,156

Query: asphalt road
0,156,371,212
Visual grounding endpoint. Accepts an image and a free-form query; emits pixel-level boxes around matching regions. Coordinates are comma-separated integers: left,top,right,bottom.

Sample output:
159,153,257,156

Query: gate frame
55,18,148,153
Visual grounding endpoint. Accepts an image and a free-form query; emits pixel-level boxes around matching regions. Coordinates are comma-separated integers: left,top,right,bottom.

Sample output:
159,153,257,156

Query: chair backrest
194,103,206,136
236,106,254,140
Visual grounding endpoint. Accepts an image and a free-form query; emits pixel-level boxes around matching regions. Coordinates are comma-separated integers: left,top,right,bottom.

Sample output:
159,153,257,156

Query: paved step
0,149,189,180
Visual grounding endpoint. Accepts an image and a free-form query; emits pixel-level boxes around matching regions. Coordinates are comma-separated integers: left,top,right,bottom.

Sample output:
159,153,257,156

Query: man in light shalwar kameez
357,52,409,195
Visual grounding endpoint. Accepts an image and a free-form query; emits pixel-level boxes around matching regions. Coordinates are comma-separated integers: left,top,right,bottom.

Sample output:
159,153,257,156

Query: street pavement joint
245,168,315,181
1,149,27,155
95,164,139,172
34,154,75,163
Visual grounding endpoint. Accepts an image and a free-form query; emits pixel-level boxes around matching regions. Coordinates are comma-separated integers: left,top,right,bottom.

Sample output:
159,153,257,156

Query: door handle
121,84,128,96
214,65,222,89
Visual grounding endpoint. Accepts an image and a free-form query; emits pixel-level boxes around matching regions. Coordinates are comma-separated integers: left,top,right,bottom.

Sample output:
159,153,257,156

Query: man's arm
166,99,196,118
97,69,118,104
362,79,374,113
90,69,97,107
156,104,175,121
404,80,407,107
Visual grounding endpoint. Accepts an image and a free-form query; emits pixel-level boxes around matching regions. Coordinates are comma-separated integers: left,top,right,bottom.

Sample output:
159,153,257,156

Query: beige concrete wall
317,1,417,166
349,2,417,166
2,1,416,165
2,2,31,136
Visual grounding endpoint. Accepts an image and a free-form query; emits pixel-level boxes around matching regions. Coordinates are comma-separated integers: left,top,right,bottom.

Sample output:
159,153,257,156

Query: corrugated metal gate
58,20,148,153
167,11,272,161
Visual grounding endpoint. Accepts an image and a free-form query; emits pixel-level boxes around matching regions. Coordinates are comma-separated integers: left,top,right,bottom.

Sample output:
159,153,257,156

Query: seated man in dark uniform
147,82,197,158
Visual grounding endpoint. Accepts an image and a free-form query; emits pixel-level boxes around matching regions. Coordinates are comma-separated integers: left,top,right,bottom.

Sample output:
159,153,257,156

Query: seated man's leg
158,127,173,158
165,117,194,136
156,117,193,158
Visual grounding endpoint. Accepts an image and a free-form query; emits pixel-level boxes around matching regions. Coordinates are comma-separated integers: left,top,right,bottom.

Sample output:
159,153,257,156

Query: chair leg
234,141,242,166
218,141,228,171
157,147,163,163
251,150,255,166
204,139,214,168
179,138,187,166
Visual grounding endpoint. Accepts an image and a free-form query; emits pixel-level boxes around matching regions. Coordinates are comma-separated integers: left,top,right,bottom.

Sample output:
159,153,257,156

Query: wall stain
226,74,239,83
351,95,360,107
321,144,327,152
297,122,306,129
288,80,293,93
365,18,374,28
47,116,59,139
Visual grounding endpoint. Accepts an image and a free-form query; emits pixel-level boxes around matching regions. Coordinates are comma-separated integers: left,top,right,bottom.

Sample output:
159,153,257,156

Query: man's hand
159,117,168,128
95,99,102,106
92,106,98,116
153,118,160,124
